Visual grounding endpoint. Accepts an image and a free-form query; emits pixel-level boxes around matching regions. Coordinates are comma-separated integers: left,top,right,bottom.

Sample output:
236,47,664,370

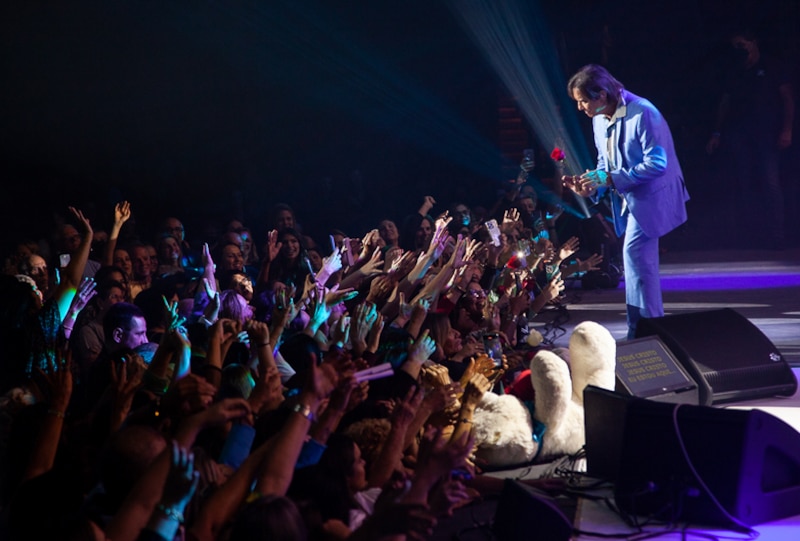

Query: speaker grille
703,363,794,393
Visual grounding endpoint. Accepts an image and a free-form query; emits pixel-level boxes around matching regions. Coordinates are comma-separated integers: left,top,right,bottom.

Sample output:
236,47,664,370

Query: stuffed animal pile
472,321,617,467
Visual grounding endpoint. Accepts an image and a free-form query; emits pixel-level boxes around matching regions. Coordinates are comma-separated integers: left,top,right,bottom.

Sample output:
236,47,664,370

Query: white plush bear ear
569,321,617,405
529,350,572,429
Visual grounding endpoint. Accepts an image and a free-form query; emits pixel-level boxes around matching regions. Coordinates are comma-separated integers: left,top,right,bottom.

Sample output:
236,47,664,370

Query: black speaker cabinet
635,308,797,405
612,395,800,528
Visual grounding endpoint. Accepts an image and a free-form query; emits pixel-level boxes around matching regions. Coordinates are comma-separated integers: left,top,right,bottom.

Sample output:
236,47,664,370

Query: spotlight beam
447,0,595,217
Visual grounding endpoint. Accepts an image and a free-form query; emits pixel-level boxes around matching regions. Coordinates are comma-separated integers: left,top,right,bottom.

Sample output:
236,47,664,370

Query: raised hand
408,297,431,327
109,353,146,431
114,201,132,228
459,372,491,409
263,229,282,263
358,229,381,262
159,441,201,517
351,302,377,354
397,291,413,321
303,360,338,404
421,381,461,414
464,238,483,263
357,247,383,277
417,424,475,480
162,296,187,333
365,313,384,354
316,246,342,285
408,329,436,364
214,318,240,349
452,333,481,363
508,288,530,318
428,214,453,261
419,195,437,216
194,397,252,427
365,274,395,305
270,288,297,342
64,277,97,322
389,250,417,279
446,234,467,269
383,246,404,273
324,284,358,307
391,386,424,429
503,207,520,227
68,206,93,238
34,350,73,414
557,236,580,262
575,253,604,273
248,365,284,415
541,272,565,303
304,285,332,335
165,373,218,415
245,320,270,350
329,313,351,350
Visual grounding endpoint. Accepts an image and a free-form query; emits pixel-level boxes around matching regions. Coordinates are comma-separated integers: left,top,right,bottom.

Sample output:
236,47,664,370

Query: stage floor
533,247,800,366
430,248,800,540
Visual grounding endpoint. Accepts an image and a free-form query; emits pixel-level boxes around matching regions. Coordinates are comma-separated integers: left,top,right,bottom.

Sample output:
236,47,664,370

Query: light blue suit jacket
592,90,689,238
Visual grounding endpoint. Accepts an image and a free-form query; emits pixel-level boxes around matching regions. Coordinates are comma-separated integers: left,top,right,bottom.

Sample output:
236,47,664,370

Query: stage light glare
447,0,594,218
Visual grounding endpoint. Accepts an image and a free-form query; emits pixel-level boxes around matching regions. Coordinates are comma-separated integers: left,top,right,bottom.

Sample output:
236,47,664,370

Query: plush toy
530,320,616,461
472,391,538,467
471,321,616,467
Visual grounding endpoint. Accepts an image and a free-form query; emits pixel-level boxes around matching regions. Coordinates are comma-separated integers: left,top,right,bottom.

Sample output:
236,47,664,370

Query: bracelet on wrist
156,503,185,524
47,408,66,419
291,402,315,422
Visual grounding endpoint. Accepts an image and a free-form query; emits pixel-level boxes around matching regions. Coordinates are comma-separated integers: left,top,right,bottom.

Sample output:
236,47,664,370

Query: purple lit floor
537,248,800,366
431,248,800,541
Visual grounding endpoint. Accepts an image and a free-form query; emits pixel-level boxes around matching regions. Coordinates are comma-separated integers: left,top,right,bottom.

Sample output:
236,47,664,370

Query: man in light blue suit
563,65,690,339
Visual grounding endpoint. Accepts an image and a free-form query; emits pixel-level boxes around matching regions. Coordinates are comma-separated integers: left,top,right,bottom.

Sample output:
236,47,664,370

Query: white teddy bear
471,321,617,467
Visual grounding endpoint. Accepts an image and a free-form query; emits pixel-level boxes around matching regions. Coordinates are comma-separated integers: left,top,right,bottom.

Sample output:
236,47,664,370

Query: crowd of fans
0,170,605,540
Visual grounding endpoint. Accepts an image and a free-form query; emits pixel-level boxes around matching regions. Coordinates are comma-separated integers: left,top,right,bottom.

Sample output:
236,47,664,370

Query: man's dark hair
102,302,145,341
567,64,625,103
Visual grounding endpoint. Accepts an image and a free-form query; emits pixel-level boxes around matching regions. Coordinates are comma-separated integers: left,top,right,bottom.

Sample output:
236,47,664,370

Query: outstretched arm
102,201,131,266
106,399,250,541
23,353,73,483
54,207,94,321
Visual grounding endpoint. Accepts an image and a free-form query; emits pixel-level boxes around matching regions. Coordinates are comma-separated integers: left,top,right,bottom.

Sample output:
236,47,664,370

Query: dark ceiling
1,0,797,246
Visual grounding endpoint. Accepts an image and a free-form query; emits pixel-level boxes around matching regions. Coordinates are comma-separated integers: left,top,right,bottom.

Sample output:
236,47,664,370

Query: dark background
2,0,798,252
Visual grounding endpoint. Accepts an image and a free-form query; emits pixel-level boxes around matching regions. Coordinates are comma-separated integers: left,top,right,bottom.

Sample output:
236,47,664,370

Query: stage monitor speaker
584,385,631,483
612,395,800,528
614,336,699,404
635,308,797,405
492,479,575,541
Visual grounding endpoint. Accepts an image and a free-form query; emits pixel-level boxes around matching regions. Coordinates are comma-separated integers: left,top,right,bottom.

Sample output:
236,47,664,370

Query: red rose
551,147,566,161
